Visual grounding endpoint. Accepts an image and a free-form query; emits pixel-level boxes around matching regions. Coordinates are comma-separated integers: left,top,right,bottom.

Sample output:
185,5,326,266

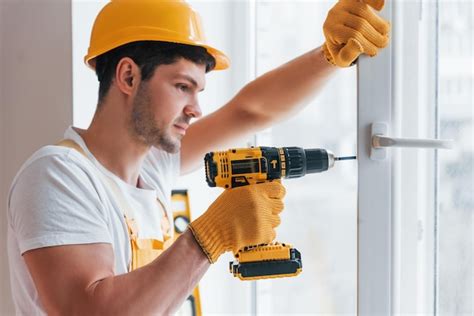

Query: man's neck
80,108,150,187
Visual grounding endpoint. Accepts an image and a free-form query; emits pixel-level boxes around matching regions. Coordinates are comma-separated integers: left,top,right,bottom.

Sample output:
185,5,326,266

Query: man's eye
177,84,189,92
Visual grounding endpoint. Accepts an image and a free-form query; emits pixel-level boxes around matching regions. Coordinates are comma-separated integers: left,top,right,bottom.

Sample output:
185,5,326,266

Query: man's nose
184,97,202,119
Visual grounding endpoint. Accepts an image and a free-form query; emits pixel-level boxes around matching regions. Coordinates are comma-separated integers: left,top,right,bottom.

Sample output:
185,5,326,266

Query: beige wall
0,0,72,313
0,1,5,310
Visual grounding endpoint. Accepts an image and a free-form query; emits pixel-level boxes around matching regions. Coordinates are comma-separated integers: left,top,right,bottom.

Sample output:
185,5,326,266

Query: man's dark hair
95,41,216,104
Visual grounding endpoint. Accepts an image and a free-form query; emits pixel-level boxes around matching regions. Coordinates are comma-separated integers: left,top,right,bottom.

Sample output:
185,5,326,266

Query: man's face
128,58,205,153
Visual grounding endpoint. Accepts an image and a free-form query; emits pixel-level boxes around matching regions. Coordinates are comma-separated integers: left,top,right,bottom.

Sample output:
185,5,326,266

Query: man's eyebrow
174,74,204,92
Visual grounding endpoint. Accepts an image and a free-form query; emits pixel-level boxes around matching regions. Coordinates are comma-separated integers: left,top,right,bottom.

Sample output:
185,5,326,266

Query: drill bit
335,156,357,161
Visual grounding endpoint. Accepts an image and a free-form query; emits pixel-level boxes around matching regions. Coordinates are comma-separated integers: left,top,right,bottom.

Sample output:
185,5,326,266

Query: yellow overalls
57,139,173,271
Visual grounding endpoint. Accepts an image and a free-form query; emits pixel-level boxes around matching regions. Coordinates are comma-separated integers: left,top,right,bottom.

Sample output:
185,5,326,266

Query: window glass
438,1,473,314
255,1,357,314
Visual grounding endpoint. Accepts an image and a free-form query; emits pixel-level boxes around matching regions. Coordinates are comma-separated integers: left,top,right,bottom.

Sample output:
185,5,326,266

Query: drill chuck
277,147,334,178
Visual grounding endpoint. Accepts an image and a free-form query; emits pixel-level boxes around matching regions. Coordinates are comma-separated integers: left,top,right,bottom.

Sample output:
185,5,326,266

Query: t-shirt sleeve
8,151,112,254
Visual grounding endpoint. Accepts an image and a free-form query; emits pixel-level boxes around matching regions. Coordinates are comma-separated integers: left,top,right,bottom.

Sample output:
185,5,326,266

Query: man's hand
189,182,286,263
322,0,390,67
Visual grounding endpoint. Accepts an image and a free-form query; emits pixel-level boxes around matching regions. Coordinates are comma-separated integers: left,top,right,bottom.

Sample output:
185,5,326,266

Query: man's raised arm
180,0,390,174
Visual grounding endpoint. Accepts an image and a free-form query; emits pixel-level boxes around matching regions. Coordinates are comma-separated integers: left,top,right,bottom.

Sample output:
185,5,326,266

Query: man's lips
173,124,188,135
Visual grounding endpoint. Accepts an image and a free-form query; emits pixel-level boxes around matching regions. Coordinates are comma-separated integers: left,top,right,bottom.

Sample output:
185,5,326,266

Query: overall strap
56,139,139,239
57,138,174,271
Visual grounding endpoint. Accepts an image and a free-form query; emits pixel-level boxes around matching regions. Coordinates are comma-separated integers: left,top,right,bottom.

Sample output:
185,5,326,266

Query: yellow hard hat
84,0,230,71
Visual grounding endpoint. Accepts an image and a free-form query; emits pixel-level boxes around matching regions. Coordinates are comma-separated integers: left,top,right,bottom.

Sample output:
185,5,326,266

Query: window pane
255,1,357,314
438,1,473,314
392,2,472,313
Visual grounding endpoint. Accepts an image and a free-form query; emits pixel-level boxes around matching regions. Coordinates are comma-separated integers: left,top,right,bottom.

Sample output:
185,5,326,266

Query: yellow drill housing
205,147,269,189
204,146,351,280
205,146,333,280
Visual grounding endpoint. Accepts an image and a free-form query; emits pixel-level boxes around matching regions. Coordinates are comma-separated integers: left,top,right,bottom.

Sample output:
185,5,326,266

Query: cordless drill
204,146,355,280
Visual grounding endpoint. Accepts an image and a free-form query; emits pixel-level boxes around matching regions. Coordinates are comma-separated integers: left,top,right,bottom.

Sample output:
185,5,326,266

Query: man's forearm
86,230,209,315
233,46,337,126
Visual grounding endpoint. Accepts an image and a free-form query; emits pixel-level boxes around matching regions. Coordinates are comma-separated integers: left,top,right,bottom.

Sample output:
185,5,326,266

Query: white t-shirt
7,126,180,315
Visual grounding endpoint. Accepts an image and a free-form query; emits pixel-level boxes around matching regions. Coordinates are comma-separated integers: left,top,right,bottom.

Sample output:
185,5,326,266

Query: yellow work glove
322,0,390,67
188,182,286,263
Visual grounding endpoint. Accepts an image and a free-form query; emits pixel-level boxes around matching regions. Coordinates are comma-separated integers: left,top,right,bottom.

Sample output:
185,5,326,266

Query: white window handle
373,135,454,149
370,122,454,160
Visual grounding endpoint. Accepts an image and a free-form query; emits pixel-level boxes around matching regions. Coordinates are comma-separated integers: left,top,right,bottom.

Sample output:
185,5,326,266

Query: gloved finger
264,182,286,199
340,11,389,48
361,0,384,11
332,39,362,67
341,0,390,35
332,25,378,56
270,199,284,215
270,215,281,228
255,228,274,246
337,40,362,66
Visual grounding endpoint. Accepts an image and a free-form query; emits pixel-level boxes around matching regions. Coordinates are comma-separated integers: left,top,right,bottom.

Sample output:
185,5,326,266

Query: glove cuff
188,213,229,264
322,42,336,66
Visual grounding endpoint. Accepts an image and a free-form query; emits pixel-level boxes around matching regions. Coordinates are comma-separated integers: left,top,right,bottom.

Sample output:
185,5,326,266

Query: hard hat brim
84,35,230,71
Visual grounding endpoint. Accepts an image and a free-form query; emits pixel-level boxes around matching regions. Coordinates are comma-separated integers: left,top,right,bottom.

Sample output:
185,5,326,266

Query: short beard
129,82,180,153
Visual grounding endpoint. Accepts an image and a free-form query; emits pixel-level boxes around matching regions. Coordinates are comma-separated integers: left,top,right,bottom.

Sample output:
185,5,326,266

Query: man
7,0,389,314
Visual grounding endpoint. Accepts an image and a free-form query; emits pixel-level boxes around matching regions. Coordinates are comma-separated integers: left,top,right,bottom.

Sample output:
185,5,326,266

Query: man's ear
115,57,140,96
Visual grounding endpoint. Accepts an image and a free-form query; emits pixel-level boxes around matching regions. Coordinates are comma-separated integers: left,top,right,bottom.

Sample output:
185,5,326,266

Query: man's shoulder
16,145,93,178
10,145,98,196
8,144,107,213
7,144,114,255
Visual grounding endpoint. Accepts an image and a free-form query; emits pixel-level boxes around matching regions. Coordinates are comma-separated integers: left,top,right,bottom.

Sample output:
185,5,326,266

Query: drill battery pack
229,243,302,280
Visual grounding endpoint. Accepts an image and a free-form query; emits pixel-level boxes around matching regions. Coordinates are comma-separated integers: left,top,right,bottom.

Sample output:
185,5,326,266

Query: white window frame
357,16,393,314
358,1,438,314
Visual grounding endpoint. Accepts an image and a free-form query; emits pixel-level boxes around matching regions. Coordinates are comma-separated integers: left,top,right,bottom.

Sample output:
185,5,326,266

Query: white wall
0,1,6,310
0,0,73,313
